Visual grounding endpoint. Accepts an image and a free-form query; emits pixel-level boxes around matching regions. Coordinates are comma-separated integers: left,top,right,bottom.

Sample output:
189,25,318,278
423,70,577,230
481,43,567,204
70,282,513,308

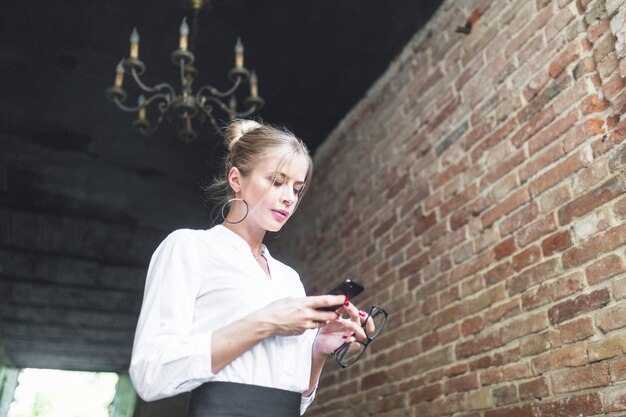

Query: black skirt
187,382,302,417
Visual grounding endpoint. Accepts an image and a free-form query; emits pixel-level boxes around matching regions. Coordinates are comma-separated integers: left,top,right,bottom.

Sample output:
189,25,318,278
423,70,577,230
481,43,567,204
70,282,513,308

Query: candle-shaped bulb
235,37,244,69
179,17,189,51
114,59,125,88
250,71,258,98
138,94,146,120
130,27,140,59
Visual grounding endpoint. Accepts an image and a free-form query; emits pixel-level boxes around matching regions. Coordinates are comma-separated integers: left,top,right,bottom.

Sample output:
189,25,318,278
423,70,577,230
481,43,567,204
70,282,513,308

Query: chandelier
105,0,264,143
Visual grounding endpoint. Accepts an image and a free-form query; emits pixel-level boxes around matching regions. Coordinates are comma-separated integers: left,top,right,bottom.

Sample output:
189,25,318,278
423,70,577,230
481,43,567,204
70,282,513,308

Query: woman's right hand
256,295,346,336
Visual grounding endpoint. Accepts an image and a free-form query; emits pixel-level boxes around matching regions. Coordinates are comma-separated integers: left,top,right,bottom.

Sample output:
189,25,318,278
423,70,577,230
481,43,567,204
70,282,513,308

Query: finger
306,294,346,308
340,300,361,324
359,310,376,334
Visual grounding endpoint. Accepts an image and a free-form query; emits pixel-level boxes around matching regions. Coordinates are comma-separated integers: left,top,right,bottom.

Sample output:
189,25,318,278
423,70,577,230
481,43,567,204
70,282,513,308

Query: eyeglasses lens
338,342,366,367
367,308,386,339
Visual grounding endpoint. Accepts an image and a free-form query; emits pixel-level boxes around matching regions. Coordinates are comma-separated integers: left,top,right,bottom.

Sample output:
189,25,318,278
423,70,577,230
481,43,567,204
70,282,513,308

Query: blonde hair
206,119,313,220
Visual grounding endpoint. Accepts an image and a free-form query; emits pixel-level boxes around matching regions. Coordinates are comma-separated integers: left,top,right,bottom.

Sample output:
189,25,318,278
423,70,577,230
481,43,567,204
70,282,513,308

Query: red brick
520,330,561,357
587,331,626,362
456,331,502,359
549,271,584,301
549,39,583,78
596,302,626,334
562,224,626,269
548,288,611,324
617,196,626,219
433,157,470,190
461,274,484,298
480,151,526,189
493,384,518,406
532,344,588,374
528,109,578,155
440,285,460,306
615,276,626,300
573,157,609,194
513,245,541,271
461,316,485,336
480,363,530,386
484,404,533,417
507,259,560,295
523,70,551,102
516,215,556,248
563,119,606,153
559,176,626,225
586,254,626,285
501,312,548,344
362,370,388,390
602,385,626,412
560,317,595,343
500,203,540,237
529,150,589,197
541,230,573,256
519,377,549,400
551,362,610,393
520,143,564,182
537,184,572,213
610,357,626,383
444,373,479,394
482,187,530,229
603,71,626,99
494,237,516,260
472,118,517,162
581,94,610,115
511,106,556,148
522,284,552,311
440,183,479,218
450,195,493,230
414,212,437,236
484,262,515,287
535,393,603,416
408,383,442,404
485,299,521,325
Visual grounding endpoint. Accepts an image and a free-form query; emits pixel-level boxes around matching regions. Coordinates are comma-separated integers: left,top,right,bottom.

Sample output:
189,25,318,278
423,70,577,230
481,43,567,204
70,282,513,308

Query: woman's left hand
312,300,370,356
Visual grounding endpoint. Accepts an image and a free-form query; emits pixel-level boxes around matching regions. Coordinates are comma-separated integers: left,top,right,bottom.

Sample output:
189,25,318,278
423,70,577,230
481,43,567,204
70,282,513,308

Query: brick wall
276,0,626,416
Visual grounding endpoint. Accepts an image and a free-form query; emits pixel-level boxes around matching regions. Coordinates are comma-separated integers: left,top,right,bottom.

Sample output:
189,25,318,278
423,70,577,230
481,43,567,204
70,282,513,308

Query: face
229,151,309,232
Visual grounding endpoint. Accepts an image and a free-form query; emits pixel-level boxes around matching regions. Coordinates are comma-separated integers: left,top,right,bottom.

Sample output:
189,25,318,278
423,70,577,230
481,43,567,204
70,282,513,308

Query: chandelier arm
201,105,223,136
113,93,171,112
196,76,242,99
204,96,233,114
131,68,176,96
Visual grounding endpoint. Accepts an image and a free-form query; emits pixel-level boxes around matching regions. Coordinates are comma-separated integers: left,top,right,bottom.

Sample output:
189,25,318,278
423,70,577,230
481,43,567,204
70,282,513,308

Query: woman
129,120,370,417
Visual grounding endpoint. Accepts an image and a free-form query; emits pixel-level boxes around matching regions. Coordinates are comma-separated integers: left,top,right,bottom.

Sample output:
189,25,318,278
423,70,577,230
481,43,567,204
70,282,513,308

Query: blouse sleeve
129,230,215,401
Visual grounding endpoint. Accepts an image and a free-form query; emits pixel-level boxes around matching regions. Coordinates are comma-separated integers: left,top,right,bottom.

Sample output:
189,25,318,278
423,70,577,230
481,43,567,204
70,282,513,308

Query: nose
281,186,296,206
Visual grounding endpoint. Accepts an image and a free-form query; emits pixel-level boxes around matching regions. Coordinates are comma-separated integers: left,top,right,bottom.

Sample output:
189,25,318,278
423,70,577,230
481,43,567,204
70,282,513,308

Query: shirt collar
213,224,271,260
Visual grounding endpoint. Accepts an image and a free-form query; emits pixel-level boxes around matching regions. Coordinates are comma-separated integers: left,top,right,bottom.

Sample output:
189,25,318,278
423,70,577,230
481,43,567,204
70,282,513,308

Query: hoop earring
221,198,249,224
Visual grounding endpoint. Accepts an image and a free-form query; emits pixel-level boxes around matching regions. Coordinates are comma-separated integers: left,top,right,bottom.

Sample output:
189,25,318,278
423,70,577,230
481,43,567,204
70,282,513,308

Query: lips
271,209,289,221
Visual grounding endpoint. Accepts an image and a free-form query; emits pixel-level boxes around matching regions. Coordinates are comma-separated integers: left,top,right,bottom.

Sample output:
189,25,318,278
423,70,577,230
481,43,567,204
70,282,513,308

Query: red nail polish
359,310,366,317
342,335,348,339
344,296,349,307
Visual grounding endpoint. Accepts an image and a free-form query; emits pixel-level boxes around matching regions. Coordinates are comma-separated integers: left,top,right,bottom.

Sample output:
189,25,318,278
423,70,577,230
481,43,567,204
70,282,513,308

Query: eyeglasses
332,305,388,368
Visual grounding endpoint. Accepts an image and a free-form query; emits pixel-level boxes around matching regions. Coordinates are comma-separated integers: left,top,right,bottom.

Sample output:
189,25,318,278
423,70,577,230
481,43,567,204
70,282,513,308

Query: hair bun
226,119,262,150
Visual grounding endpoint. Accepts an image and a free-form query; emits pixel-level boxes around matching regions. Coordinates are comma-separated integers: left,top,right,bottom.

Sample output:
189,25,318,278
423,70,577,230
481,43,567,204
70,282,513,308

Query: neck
222,222,266,256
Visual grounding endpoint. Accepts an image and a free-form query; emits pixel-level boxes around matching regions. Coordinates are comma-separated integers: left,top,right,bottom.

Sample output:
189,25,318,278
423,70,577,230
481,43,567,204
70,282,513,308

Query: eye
294,187,303,196
272,179,283,186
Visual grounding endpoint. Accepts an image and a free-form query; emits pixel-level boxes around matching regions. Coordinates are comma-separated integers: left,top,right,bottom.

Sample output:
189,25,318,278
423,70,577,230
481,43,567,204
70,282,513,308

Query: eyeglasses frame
332,305,388,368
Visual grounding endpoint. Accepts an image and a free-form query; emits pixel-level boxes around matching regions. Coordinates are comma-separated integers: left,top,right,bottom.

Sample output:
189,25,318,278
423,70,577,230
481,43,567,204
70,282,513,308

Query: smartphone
317,278,365,311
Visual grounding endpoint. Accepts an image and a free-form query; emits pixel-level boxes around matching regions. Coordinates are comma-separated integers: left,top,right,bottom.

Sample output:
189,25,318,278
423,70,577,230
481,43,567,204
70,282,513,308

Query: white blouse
129,225,317,414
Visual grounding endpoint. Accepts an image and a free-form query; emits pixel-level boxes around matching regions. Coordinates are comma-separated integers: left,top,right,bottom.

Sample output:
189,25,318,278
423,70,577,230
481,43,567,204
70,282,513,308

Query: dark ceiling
0,0,443,372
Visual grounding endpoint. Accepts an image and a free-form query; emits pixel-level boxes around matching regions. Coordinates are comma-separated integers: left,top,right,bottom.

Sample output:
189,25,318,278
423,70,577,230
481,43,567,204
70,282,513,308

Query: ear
227,167,242,194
